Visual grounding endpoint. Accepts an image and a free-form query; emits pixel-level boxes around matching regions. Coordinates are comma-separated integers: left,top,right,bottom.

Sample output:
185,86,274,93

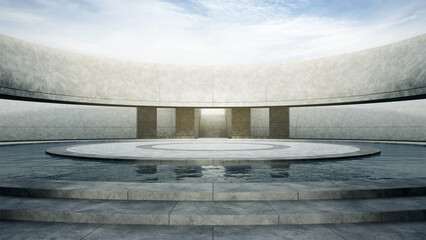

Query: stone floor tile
0,220,98,240
84,225,212,240
326,221,426,240
214,225,344,240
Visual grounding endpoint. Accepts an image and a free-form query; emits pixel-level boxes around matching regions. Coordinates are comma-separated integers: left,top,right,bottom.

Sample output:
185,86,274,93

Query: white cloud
0,7,46,23
0,0,425,65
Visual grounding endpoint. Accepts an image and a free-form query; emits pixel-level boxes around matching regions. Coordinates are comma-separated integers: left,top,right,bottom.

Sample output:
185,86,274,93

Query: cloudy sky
0,0,425,65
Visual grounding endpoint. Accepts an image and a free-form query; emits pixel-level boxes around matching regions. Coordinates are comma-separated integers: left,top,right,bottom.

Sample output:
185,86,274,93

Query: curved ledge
0,178,425,201
1,33,425,107
45,140,380,163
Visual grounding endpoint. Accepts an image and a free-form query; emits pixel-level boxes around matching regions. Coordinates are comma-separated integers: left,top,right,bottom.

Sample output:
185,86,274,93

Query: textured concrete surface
128,183,212,201
170,201,278,225
199,109,228,138
214,225,344,240
0,195,425,225
176,108,195,138
251,108,269,137
0,220,424,240
215,222,426,240
0,99,136,141
270,107,289,139
1,178,425,201
137,107,157,139
1,33,425,107
232,108,250,138
290,99,426,141
45,140,380,162
2,97,425,141
157,108,176,137
213,182,298,201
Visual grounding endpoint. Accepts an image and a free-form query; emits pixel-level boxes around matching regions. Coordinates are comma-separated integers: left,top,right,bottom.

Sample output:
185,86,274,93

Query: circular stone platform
46,140,380,163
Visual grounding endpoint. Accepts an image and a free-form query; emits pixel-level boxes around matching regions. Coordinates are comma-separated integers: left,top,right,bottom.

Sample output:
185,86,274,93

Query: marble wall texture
290,99,426,141
0,99,135,141
1,33,425,107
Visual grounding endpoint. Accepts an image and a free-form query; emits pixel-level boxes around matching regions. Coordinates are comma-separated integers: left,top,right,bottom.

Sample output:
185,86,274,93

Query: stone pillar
157,108,176,138
194,109,201,138
251,108,269,138
176,108,195,138
269,107,289,139
137,107,157,139
226,109,232,138
231,108,250,138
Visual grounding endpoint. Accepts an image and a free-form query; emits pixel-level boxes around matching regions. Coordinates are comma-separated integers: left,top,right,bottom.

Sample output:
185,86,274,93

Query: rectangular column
251,108,269,138
194,109,201,138
269,107,289,139
226,109,232,138
176,108,195,138
157,108,176,138
137,107,157,139
232,108,250,138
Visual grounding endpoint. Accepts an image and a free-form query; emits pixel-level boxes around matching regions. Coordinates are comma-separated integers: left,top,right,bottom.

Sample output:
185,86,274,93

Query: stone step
0,195,425,225
0,178,425,201
1,220,426,240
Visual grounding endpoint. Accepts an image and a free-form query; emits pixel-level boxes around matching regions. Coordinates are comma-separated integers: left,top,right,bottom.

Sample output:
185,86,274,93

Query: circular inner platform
46,140,380,163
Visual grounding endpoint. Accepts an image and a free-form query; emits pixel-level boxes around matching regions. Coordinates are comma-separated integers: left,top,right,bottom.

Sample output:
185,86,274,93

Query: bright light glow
201,109,226,115
0,0,425,65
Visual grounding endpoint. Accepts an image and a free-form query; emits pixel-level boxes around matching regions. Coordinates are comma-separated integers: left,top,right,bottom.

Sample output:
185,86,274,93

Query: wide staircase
0,178,425,226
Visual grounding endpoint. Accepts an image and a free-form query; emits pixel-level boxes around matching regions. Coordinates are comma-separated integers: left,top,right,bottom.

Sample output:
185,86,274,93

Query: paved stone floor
0,220,425,239
46,139,380,162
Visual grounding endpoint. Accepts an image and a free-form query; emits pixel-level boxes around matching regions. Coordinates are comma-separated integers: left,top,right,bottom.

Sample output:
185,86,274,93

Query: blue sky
0,0,425,65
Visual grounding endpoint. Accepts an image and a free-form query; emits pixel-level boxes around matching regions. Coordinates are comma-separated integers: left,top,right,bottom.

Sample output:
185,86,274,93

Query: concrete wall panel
251,108,269,137
157,108,176,137
0,99,136,141
269,107,290,139
136,107,157,139
176,108,194,138
1,34,424,107
290,100,426,141
232,108,250,138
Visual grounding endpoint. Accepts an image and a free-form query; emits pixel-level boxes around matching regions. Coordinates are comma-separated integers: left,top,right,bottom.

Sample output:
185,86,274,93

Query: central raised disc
151,143,274,151
45,140,381,163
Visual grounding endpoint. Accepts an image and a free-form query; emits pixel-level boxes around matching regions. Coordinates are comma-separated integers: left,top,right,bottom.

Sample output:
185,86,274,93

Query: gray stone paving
1,195,425,225
0,220,425,240
1,178,425,201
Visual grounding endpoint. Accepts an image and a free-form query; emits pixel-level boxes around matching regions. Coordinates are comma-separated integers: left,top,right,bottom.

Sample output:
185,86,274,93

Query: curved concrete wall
290,99,426,141
1,34,425,107
0,99,135,141
1,98,425,142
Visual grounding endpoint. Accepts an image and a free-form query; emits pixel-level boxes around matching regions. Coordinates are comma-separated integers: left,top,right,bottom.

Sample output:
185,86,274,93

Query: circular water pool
0,140,425,183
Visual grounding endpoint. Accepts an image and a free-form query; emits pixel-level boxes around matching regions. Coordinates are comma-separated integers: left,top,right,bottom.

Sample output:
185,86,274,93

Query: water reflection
174,166,203,179
224,166,252,175
136,165,157,175
1,141,426,183
270,163,290,178
132,163,292,182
